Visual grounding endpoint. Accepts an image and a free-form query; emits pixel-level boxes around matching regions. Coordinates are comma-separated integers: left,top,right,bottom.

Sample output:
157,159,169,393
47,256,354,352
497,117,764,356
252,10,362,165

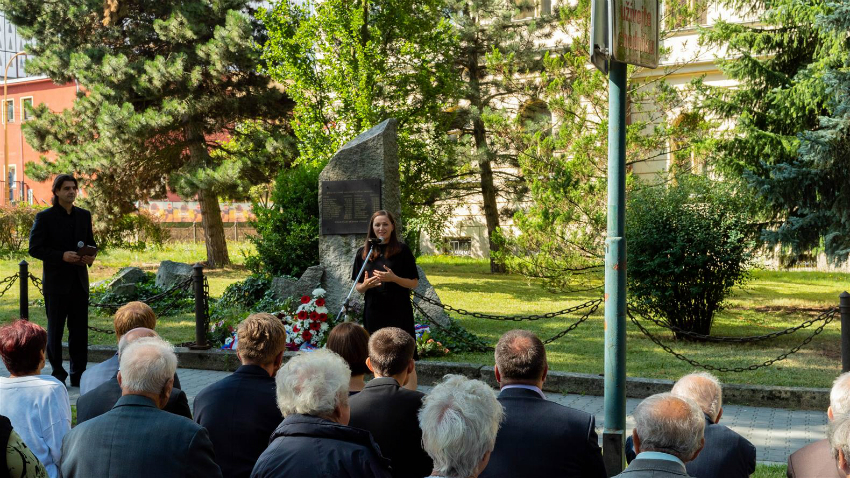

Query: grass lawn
753,463,787,478
416,256,850,389
2,249,849,388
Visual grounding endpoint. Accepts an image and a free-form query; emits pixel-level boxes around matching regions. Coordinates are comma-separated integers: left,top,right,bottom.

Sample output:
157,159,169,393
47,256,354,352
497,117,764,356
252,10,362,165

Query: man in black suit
479,330,606,478
193,313,287,478
76,327,191,423
615,393,705,478
28,174,96,386
348,327,432,478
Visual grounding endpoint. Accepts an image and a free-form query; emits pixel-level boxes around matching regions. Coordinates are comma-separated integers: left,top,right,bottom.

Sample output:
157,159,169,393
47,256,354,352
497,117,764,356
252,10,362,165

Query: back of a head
275,349,350,418
494,329,546,382
419,375,504,478
326,322,371,376
671,372,722,421
832,373,850,416
117,327,158,356
237,313,287,366
114,302,157,337
119,337,177,395
633,392,705,462
368,327,414,376
829,413,850,471
0,320,47,376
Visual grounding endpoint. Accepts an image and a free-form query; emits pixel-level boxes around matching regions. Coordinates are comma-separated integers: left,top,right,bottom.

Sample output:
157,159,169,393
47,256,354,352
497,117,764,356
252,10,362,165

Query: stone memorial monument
269,118,449,326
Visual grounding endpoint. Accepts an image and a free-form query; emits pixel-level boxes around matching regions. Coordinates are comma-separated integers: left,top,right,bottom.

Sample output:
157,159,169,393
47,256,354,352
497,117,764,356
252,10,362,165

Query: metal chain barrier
202,276,211,337
542,299,602,345
0,274,18,299
28,273,43,296
87,277,194,309
411,300,494,352
412,290,602,322
628,308,837,372
629,306,838,343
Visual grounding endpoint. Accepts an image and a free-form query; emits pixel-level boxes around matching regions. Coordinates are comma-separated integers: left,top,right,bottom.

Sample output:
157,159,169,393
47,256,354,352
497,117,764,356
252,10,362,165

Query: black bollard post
190,263,210,350
842,291,850,373
19,260,28,320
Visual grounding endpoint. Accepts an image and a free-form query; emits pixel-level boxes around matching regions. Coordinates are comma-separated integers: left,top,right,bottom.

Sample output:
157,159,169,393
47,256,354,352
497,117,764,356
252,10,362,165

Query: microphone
368,237,383,246
77,241,84,248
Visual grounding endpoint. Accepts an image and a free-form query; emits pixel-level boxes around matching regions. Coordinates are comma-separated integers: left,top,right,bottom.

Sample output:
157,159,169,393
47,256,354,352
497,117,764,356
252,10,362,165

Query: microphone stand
336,240,380,323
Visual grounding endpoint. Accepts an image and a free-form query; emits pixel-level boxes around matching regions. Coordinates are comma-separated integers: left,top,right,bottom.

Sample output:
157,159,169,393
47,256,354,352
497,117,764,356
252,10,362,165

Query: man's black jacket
29,205,95,295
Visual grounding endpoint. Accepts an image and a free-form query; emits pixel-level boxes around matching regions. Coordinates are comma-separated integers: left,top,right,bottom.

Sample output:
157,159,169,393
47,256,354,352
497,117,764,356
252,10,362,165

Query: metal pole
191,263,209,349
19,260,28,320
841,291,850,373
603,58,628,477
2,51,26,206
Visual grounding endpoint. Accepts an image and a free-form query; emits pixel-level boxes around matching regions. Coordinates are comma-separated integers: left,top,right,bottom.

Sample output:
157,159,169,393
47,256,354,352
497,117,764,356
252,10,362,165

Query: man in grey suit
614,393,705,478
60,336,222,478
787,372,850,478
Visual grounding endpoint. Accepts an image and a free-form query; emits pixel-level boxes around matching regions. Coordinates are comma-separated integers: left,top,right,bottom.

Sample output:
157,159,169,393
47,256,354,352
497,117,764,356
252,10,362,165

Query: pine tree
696,0,848,260
2,0,292,267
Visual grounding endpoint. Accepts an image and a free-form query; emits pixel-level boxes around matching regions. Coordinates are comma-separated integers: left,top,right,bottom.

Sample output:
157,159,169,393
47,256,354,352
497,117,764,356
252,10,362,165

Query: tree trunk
185,124,231,268
198,188,230,268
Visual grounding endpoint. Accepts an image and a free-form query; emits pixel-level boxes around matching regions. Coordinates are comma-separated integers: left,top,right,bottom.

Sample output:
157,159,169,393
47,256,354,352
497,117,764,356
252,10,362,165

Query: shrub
247,163,320,276
626,175,756,337
93,210,170,251
0,203,42,251
217,274,273,310
89,271,193,317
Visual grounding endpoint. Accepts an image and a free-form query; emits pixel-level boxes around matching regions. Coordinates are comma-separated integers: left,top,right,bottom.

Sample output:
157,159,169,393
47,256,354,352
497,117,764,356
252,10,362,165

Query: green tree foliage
248,164,321,277
1,0,293,267
696,0,849,260
626,175,755,336
493,0,714,289
259,0,461,251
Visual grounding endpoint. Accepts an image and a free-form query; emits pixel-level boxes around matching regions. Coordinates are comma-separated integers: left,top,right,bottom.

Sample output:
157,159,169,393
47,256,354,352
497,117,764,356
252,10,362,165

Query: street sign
611,0,659,68
589,0,609,74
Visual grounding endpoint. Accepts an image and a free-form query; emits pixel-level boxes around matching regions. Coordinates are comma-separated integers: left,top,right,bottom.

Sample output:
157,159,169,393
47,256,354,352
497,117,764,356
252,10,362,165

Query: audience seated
348,327,432,478
60,337,222,478
0,320,70,478
614,393,705,478
480,330,606,478
829,413,850,477
787,371,850,478
76,327,191,423
194,313,287,478
80,301,181,394
250,349,391,478
419,374,504,478
2,414,48,478
326,322,371,395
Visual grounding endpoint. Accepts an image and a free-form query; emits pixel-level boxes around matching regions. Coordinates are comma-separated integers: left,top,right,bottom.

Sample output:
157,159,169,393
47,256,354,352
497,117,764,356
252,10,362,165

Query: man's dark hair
368,327,415,376
494,330,547,381
51,174,78,206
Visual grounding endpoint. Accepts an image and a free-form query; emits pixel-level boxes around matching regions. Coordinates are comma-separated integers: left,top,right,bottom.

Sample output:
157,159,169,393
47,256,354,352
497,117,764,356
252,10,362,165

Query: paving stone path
2,360,825,464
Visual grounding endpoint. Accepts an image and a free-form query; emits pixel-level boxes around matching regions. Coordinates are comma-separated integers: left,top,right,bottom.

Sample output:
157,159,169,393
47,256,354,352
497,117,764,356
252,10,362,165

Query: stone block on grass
155,260,194,290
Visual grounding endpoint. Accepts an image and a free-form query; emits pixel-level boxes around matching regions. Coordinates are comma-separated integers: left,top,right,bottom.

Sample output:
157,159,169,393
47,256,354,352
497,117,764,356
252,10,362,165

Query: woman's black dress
351,242,420,342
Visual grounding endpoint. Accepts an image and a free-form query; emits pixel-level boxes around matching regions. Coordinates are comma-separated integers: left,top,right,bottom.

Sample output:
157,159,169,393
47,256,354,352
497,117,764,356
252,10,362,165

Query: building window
514,0,552,20
446,237,472,256
4,100,13,123
21,97,33,121
7,165,15,202
520,100,553,136
27,188,33,205
666,0,709,29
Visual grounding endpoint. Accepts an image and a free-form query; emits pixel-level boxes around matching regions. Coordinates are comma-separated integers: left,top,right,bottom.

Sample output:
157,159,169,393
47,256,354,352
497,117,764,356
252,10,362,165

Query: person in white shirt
0,320,71,478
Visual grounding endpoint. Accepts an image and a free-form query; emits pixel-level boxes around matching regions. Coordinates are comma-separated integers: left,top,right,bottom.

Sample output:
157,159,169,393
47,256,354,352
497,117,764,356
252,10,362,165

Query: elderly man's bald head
118,327,158,356
495,330,547,382
633,393,706,462
672,372,722,422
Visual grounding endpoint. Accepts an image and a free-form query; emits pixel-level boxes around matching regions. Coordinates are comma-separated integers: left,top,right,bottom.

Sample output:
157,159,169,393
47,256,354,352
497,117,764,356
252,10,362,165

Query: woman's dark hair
51,174,78,206
362,210,401,260
0,320,47,376
326,322,371,376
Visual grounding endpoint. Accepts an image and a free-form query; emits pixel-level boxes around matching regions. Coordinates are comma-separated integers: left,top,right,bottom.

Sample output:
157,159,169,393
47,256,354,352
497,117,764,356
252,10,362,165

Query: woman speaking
351,210,420,388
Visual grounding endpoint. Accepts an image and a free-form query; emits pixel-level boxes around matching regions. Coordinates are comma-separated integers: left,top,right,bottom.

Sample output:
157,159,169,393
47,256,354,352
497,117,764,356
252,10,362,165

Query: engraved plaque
321,179,382,235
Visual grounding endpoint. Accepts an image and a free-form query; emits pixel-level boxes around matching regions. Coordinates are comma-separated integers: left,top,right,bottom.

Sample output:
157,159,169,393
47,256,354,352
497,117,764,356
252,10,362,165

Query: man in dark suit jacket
480,330,606,478
60,336,221,478
615,393,705,478
626,372,756,478
194,313,287,478
77,327,190,422
348,327,432,478
28,174,96,386
787,372,850,478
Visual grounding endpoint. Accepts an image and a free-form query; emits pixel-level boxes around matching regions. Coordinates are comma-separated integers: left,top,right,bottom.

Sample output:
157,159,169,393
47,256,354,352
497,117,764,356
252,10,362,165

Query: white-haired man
251,349,391,478
418,375,505,478
829,413,850,477
787,372,850,478
60,337,222,478
614,393,706,478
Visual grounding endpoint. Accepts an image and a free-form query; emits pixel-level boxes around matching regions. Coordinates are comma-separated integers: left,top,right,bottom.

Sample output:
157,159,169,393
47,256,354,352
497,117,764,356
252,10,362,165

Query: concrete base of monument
66,343,829,410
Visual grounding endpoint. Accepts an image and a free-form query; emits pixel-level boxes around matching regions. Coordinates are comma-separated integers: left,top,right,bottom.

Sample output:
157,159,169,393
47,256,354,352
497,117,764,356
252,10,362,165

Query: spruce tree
1,0,292,266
